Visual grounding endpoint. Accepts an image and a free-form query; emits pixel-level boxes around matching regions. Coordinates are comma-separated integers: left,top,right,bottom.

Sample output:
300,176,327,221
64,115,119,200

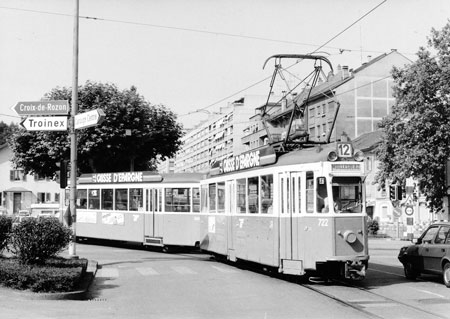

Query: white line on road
136,267,160,276
411,288,446,298
171,266,197,275
211,265,238,273
97,267,119,278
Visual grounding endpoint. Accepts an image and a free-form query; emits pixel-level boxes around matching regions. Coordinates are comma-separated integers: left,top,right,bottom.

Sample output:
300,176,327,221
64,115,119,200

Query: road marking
369,268,404,277
172,266,197,275
97,267,119,278
411,288,446,298
211,265,238,273
136,267,159,276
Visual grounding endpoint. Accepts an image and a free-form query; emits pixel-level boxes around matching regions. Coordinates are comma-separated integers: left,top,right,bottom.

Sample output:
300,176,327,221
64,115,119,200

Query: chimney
342,66,349,79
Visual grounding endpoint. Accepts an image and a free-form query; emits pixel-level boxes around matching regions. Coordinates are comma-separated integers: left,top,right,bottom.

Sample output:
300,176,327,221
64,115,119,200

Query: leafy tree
376,21,450,211
8,81,183,177
0,121,17,145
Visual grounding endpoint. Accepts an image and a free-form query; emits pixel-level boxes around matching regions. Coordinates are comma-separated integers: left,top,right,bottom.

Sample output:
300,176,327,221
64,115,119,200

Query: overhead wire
0,1,389,120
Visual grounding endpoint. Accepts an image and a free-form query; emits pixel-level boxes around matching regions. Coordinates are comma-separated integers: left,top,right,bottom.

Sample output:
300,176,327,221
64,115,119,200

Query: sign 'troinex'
12,100,69,116
20,116,68,131
74,109,106,129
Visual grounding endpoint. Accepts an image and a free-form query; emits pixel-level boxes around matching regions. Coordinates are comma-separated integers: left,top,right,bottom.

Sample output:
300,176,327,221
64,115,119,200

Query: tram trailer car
199,142,369,280
76,172,203,250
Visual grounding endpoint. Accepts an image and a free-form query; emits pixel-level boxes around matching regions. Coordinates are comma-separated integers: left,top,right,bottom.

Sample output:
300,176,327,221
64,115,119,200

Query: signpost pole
68,0,79,258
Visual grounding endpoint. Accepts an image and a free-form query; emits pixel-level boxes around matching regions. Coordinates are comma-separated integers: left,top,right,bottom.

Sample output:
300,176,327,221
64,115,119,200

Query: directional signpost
74,109,105,129
20,116,68,131
12,100,69,116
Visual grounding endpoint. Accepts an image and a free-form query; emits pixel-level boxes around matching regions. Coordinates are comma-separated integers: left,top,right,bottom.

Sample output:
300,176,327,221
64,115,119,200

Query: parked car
398,221,450,287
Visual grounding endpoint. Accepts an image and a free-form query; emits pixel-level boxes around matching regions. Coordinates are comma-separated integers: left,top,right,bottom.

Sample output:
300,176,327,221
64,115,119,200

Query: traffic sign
20,116,68,131
74,109,105,129
12,100,69,116
405,205,414,216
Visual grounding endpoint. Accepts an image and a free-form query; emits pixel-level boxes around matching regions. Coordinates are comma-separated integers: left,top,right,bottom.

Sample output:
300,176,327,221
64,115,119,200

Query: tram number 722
318,218,329,227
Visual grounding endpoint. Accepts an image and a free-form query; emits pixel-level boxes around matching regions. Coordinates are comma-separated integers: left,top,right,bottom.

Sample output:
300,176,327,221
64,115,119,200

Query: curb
6,260,98,300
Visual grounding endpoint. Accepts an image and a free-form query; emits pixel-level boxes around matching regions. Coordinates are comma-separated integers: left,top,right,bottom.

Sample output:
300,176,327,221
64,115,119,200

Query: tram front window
332,177,363,213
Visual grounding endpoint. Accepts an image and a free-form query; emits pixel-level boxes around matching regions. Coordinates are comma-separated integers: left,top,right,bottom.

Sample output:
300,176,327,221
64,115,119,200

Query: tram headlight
343,230,357,244
353,150,364,162
327,151,338,162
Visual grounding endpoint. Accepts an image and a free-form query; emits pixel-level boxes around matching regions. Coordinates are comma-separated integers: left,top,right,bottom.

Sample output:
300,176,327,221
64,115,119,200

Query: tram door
226,180,236,259
144,188,156,238
279,172,304,274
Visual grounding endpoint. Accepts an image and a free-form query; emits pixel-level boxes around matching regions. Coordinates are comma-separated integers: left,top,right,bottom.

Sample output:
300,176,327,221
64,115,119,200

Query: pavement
0,237,407,301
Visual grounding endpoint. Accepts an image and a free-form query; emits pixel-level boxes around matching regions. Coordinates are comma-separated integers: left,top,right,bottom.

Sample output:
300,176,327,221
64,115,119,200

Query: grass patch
0,257,88,293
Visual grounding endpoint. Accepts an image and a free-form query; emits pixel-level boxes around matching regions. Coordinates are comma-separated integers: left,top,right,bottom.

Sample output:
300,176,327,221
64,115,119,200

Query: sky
1,0,449,129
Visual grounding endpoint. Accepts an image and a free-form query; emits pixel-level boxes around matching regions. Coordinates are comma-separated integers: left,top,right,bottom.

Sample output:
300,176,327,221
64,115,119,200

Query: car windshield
332,177,363,214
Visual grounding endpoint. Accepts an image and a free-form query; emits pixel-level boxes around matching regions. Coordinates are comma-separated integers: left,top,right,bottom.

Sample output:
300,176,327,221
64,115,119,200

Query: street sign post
20,116,68,131
12,100,69,116
74,109,105,129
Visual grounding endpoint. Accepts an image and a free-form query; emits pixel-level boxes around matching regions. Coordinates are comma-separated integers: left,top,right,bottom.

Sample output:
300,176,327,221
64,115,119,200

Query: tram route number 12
337,142,353,158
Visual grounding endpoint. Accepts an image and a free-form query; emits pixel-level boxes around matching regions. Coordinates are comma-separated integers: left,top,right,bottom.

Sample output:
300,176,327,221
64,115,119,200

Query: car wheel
443,262,450,288
404,262,418,280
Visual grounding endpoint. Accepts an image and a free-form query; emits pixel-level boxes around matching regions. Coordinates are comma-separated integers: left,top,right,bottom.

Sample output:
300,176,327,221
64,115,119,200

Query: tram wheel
404,262,418,280
162,246,171,253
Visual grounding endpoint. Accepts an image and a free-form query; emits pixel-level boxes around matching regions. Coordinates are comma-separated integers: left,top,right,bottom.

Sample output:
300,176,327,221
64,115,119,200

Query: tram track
300,279,449,319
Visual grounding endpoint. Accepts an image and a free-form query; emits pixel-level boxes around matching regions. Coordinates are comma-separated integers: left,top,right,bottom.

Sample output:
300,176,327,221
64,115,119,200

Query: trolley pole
68,0,79,258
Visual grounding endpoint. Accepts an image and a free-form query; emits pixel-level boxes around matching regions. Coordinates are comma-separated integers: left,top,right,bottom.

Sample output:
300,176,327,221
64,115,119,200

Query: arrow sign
74,109,106,129
20,116,68,131
12,100,69,116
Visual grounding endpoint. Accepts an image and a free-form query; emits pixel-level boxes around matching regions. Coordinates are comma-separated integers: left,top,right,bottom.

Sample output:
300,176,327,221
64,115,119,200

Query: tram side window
306,172,314,213
130,188,143,211
88,189,100,209
165,188,190,212
201,185,208,213
76,189,87,209
217,182,225,213
261,174,273,214
115,189,128,210
209,184,217,213
158,189,162,212
102,189,113,210
316,177,328,213
248,176,258,214
193,187,200,212
237,178,246,213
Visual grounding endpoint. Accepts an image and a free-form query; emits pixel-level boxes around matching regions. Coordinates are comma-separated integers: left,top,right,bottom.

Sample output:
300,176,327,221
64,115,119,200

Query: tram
75,171,204,250
199,141,369,280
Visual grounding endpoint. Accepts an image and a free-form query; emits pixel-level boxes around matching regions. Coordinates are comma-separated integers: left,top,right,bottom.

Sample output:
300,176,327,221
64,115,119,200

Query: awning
3,187,32,193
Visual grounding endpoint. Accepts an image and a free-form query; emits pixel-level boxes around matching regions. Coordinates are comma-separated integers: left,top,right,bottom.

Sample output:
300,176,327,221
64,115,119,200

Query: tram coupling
345,260,367,280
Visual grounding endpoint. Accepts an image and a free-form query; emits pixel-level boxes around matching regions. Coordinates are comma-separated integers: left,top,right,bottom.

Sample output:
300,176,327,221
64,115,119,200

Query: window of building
10,170,26,181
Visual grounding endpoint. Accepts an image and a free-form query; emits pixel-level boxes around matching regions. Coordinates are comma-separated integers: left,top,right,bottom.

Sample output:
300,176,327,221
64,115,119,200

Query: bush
8,218,72,265
368,219,379,235
0,215,12,254
0,257,88,292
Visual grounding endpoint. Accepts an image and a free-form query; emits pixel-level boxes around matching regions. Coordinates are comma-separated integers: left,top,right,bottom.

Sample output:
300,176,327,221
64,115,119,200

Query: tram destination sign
12,100,69,116
20,116,68,131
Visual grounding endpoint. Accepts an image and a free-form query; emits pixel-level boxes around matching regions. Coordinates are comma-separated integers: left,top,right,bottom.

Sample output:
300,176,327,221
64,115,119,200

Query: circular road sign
405,205,414,216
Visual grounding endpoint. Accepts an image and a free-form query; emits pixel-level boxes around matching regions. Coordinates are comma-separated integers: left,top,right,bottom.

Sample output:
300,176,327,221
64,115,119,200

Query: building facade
174,95,279,173
0,143,62,215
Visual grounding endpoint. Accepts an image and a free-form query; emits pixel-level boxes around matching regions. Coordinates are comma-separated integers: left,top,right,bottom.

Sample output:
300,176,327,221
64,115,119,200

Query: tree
0,121,18,145
376,20,450,211
8,81,183,177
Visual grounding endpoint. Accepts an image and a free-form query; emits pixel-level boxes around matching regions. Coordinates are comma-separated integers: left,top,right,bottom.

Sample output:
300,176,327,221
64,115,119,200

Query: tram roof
276,143,336,166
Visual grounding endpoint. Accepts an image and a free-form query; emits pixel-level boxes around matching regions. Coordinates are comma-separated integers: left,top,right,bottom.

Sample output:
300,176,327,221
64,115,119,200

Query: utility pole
68,0,79,257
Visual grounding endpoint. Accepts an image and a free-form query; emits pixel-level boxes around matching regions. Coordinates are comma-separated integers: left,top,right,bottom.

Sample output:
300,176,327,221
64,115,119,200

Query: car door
427,225,450,273
418,225,441,273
